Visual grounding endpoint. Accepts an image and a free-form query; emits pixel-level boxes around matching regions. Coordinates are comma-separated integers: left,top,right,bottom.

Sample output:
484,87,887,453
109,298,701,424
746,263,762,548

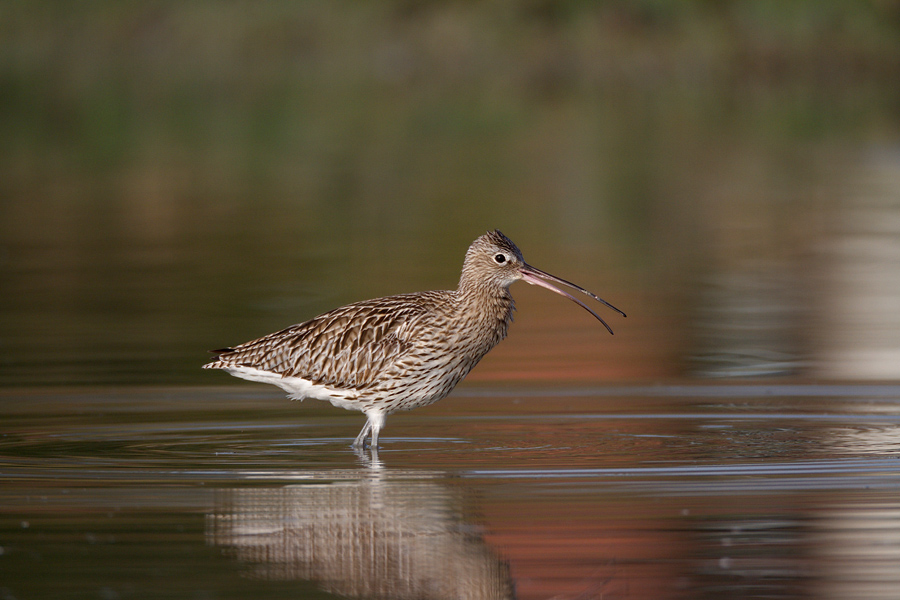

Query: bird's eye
494,253,507,264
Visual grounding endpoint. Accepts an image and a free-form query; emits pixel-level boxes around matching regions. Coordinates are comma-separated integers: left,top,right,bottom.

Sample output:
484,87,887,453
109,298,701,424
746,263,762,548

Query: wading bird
204,230,625,448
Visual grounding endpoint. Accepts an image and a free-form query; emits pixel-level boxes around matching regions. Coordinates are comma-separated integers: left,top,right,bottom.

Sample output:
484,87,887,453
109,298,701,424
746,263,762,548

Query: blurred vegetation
3,1,898,205
1,1,899,384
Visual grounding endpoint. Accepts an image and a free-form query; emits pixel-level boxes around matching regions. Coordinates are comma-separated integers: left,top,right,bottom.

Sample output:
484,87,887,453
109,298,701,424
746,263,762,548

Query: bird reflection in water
207,453,514,600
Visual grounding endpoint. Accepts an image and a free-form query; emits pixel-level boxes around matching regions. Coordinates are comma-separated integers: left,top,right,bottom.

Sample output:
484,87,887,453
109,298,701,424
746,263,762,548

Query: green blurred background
2,1,900,386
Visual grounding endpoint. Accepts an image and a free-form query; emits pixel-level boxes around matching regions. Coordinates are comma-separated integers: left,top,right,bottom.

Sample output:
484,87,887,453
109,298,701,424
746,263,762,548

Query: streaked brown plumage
203,230,625,448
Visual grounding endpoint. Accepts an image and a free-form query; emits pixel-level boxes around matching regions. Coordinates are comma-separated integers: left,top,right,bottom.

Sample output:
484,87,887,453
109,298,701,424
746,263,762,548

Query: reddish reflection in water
481,494,688,600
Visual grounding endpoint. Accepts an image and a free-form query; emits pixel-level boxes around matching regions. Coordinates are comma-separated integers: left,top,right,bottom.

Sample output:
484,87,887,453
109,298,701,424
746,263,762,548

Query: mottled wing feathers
206,292,450,389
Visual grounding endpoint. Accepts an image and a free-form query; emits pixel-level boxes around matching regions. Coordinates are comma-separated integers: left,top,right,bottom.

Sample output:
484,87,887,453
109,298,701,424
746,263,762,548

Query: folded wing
206,293,443,389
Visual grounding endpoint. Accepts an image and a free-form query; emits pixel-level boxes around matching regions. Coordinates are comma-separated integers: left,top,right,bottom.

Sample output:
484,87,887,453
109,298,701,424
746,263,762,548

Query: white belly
221,366,362,412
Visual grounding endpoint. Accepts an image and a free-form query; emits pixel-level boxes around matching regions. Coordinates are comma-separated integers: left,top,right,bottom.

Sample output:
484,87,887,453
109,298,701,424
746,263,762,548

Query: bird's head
460,230,626,334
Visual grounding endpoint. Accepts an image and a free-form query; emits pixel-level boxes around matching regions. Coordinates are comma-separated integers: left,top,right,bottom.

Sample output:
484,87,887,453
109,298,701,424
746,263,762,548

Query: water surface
3,384,900,599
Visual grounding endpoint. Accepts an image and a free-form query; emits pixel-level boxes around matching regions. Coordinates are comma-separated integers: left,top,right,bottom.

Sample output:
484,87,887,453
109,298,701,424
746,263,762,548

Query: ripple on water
3,385,900,599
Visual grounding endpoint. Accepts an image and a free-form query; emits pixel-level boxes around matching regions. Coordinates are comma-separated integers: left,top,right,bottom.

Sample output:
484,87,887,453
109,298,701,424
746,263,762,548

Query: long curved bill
520,264,626,335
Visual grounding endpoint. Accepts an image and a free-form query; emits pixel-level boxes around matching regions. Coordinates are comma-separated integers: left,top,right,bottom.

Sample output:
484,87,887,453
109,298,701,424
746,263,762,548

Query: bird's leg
370,423,381,449
353,412,385,450
368,412,385,449
351,421,372,449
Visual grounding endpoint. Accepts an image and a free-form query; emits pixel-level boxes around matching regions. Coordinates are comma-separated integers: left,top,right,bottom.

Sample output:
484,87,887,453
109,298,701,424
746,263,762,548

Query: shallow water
3,384,900,599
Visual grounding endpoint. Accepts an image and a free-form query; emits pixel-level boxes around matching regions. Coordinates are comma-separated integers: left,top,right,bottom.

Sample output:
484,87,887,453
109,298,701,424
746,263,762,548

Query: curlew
203,230,625,448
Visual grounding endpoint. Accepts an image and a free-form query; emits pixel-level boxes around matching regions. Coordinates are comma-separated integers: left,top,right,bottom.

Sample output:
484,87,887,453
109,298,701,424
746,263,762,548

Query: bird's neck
455,282,516,344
